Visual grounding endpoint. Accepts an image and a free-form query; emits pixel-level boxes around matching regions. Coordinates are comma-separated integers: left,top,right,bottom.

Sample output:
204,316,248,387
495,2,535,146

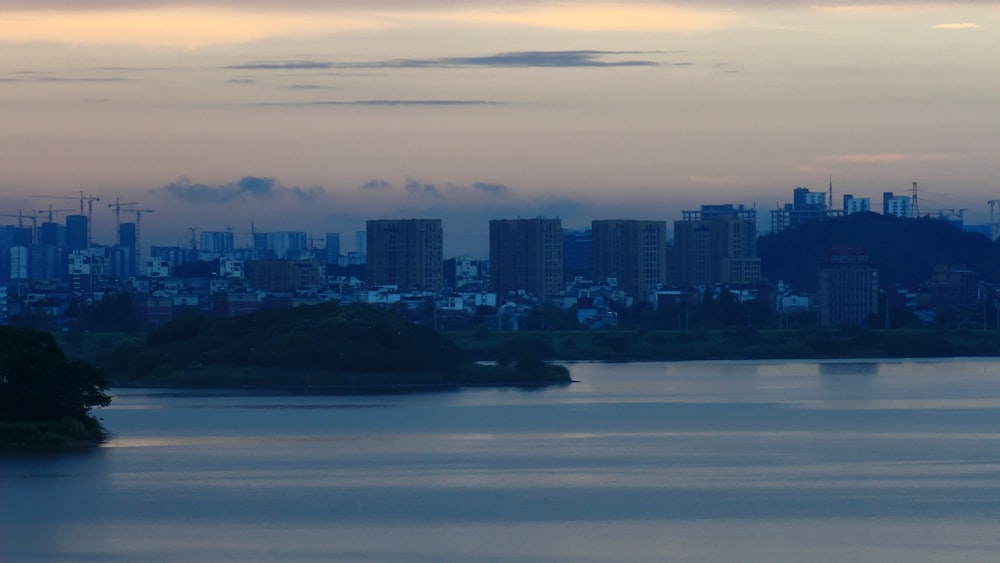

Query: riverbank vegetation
449,325,1000,362
0,326,111,448
93,303,570,388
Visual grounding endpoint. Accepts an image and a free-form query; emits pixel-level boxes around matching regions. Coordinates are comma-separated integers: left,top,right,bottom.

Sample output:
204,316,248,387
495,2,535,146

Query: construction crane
36,205,75,223
33,191,101,217
0,210,38,244
33,193,102,247
108,198,138,245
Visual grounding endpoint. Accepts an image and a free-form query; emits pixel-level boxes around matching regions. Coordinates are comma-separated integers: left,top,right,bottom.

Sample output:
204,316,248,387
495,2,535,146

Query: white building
219,256,245,278
9,246,28,280
146,258,170,278
843,195,872,215
882,192,912,218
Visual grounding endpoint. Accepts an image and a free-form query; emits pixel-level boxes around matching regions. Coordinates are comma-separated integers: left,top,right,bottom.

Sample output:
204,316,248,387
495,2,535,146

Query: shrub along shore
446,326,1000,363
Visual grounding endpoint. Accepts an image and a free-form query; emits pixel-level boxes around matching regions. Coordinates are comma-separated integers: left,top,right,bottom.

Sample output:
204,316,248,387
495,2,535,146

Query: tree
0,326,111,426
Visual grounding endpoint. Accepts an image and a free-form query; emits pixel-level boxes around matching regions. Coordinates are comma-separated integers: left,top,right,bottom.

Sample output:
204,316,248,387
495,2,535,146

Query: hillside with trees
99,303,570,387
757,212,1000,291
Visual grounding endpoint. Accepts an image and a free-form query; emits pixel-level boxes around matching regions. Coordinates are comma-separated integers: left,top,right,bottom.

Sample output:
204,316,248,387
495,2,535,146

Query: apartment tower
489,218,563,300
592,220,667,300
366,219,443,291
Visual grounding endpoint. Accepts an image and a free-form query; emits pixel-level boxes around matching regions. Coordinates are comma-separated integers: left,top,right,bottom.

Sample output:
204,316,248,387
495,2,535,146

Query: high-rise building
5,226,33,248
489,218,563,300
38,222,64,247
592,220,667,300
366,219,443,291
324,232,341,265
818,248,879,326
119,223,137,248
267,231,309,260
673,204,761,286
66,215,88,250
30,244,63,282
355,231,367,256
9,246,29,282
200,231,235,255
563,227,594,281
110,245,136,279
68,252,93,295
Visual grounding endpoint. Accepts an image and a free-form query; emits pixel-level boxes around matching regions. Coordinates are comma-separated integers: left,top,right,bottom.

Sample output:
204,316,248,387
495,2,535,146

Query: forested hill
102,303,467,382
757,212,1000,291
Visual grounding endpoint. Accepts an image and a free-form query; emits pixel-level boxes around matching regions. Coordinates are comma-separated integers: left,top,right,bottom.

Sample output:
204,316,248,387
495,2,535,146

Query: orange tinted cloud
0,3,738,47
820,153,956,163
446,4,738,32
932,22,982,29
0,9,388,47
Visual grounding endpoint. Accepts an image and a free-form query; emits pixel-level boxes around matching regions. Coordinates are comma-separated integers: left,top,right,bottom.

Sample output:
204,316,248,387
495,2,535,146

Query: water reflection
819,361,880,376
6,359,1000,562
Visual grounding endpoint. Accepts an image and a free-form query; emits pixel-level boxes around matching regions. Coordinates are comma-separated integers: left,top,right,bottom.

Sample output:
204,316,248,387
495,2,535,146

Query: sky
1,1,998,256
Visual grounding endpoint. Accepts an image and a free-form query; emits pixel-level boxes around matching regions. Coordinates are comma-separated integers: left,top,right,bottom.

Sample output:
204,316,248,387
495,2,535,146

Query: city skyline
2,1,998,255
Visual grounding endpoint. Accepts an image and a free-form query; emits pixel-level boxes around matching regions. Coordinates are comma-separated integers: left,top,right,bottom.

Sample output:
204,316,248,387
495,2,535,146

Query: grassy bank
445,327,1000,362
111,361,571,389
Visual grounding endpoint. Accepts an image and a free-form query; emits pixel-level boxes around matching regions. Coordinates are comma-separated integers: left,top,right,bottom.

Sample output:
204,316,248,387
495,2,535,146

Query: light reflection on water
4,358,1000,562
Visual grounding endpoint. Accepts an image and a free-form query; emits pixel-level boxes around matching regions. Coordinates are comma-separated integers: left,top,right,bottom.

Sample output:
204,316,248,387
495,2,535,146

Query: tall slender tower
828,177,833,215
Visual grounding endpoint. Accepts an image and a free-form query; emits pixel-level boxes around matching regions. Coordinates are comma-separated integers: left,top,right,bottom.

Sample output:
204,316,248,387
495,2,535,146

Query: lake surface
4,359,1000,562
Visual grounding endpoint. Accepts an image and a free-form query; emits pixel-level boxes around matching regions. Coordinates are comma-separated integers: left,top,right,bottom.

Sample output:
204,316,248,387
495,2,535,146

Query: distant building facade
490,218,563,300
843,194,872,215
324,232,341,265
246,260,321,292
592,219,667,300
66,215,88,250
818,248,879,326
672,204,761,286
366,219,443,291
770,187,834,232
200,231,235,256
563,227,594,281
255,231,309,260
882,192,912,218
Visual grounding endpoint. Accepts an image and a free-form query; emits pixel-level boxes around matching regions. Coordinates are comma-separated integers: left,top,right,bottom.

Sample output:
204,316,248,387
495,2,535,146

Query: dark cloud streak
473,182,509,195
361,179,392,190
155,176,324,204
405,178,440,197
228,50,666,70
260,100,502,106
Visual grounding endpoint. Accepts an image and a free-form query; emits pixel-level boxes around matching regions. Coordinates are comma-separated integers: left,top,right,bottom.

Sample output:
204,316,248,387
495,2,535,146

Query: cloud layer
155,177,324,204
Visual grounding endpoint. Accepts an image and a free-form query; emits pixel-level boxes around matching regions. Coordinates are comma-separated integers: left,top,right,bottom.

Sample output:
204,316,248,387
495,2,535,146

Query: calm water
4,359,1000,562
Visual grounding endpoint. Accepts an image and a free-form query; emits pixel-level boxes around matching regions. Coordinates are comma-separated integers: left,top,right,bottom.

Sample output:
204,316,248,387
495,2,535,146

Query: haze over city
2,1,998,255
